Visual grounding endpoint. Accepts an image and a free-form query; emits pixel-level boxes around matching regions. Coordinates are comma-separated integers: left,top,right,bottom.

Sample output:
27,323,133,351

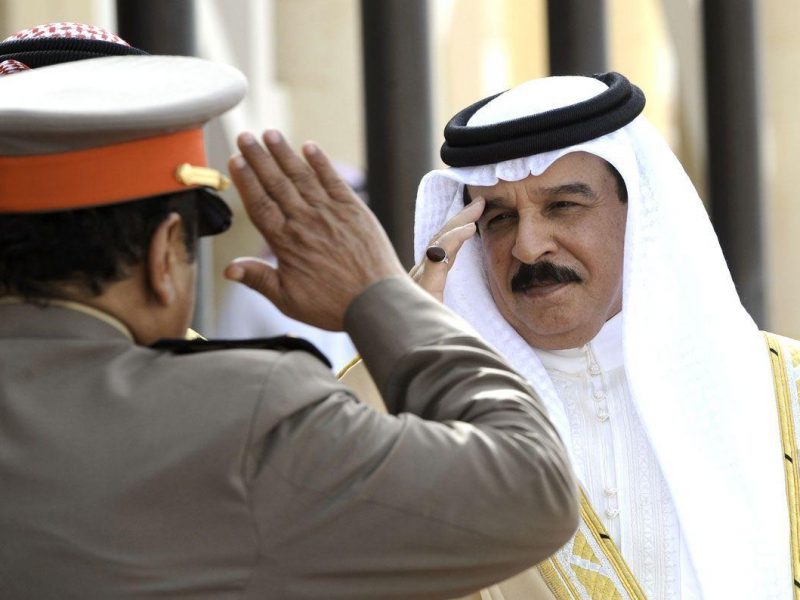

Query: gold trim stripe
538,490,647,599
539,551,581,597
578,491,646,599
336,353,363,379
764,332,800,597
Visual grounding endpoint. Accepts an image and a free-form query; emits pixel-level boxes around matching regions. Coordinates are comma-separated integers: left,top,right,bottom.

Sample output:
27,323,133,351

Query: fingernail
231,154,246,169
239,132,257,146
226,265,244,281
265,130,282,144
303,142,319,155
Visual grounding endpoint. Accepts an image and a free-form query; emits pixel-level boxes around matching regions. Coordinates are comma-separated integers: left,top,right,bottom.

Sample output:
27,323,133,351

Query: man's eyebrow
542,182,596,198
479,182,595,213
482,198,514,212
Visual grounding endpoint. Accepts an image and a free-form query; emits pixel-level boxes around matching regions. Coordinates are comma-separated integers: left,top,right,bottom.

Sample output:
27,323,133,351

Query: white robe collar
535,312,624,374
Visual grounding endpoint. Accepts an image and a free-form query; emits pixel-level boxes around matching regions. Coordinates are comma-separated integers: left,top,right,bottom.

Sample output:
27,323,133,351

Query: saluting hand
409,197,484,303
225,130,406,331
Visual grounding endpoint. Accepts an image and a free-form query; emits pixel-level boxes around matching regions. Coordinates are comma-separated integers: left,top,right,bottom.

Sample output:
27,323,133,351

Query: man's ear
146,212,184,306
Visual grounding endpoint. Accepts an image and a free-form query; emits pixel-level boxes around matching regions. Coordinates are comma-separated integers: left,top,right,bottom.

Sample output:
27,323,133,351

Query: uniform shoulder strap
150,335,332,368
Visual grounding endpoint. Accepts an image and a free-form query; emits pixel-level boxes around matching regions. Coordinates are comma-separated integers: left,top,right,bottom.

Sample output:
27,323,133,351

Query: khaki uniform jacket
0,278,578,600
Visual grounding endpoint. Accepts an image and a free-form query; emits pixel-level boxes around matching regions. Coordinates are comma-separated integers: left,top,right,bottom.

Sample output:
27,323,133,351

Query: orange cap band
0,128,207,212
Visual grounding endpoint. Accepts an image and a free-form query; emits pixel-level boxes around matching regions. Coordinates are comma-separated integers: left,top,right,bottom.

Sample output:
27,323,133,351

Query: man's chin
517,319,601,350
505,296,601,349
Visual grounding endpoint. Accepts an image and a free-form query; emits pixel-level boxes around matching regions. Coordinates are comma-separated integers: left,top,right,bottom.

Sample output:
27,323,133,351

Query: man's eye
485,212,517,228
549,200,577,211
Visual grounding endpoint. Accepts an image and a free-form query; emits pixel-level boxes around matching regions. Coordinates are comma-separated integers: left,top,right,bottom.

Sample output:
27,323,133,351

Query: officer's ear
146,212,186,306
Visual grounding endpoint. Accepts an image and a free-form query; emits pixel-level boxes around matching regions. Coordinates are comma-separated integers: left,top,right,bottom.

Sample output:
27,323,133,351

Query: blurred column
116,0,195,55
547,0,607,75
116,0,214,333
702,0,765,324
0,2,8,34
361,0,434,266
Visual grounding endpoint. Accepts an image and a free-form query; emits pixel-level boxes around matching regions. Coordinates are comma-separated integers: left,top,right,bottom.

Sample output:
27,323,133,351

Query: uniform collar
0,296,134,342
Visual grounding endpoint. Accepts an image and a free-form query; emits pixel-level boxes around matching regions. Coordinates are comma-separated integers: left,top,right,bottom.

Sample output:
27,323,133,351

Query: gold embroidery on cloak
764,332,800,597
536,490,646,599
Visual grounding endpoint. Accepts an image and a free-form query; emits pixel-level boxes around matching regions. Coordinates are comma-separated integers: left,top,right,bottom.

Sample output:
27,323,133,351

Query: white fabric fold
414,76,790,599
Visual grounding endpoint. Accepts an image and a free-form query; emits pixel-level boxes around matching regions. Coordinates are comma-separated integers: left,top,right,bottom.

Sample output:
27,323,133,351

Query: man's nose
511,217,558,264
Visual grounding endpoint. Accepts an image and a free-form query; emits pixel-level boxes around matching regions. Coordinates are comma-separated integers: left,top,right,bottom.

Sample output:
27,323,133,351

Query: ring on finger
425,245,450,265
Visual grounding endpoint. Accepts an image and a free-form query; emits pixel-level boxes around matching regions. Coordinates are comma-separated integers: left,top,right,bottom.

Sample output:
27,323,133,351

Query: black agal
0,37,147,69
440,72,645,168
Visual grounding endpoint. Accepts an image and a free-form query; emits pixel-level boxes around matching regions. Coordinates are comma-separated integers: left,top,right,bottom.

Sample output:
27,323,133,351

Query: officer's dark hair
0,190,200,300
462,161,629,205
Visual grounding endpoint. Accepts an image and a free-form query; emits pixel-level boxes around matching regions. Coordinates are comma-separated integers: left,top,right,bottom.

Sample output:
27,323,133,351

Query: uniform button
597,411,610,422
604,487,618,497
589,363,601,375
605,508,619,519
593,390,606,401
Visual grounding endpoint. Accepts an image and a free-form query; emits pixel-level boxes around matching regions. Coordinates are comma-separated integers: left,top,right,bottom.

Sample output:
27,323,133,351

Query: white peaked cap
0,55,247,236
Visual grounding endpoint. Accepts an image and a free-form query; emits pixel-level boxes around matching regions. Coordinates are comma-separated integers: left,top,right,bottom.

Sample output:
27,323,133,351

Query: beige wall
275,0,363,170
609,0,677,147
0,0,94,32
762,0,800,335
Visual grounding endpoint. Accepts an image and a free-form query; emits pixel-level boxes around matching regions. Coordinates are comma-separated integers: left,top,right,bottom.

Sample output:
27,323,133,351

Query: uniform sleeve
244,277,578,599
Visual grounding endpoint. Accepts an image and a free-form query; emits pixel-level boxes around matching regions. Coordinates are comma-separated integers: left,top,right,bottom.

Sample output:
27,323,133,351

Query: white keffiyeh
414,76,790,599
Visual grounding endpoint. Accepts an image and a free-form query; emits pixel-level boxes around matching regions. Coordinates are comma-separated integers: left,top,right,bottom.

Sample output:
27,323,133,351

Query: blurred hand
225,130,406,331
409,197,483,303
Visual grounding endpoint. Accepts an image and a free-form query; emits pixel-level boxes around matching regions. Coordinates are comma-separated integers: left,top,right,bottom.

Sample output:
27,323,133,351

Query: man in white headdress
342,72,800,599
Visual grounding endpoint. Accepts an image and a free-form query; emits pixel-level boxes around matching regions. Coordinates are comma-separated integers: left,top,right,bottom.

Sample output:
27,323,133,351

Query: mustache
511,262,582,293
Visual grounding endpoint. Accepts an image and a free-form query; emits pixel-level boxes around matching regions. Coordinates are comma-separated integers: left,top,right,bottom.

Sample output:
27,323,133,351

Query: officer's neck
56,267,192,346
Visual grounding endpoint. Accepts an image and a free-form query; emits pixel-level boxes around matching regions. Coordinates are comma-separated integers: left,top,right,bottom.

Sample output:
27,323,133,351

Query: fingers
224,257,282,306
413,221,477,303
426,222,477,269
410,195,484,278
302,142,354,201
228,154,286,237
235,132,309,216
431,196,485,242
411,196,484,301
261,131,329,204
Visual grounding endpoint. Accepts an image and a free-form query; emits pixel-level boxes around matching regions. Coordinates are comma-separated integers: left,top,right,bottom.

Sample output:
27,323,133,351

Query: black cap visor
196,188,232,237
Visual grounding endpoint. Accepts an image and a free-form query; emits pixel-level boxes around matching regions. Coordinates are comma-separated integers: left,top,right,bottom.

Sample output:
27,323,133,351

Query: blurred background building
2,0,799,348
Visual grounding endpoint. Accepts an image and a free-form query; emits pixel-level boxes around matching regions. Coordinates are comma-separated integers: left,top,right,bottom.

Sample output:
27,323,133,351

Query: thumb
224,257,282,304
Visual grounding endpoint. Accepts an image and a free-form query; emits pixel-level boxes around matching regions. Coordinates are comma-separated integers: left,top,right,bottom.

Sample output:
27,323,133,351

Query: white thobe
535,314,702,599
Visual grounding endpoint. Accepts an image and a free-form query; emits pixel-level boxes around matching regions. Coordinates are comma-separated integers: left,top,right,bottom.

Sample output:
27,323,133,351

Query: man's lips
527,278,563,288
515,280,574,297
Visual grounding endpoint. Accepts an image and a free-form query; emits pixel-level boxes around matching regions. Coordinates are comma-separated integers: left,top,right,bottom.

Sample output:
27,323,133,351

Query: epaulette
150,336,332,368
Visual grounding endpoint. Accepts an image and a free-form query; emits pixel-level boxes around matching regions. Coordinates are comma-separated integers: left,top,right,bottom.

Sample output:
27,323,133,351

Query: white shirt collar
534,311,624,373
